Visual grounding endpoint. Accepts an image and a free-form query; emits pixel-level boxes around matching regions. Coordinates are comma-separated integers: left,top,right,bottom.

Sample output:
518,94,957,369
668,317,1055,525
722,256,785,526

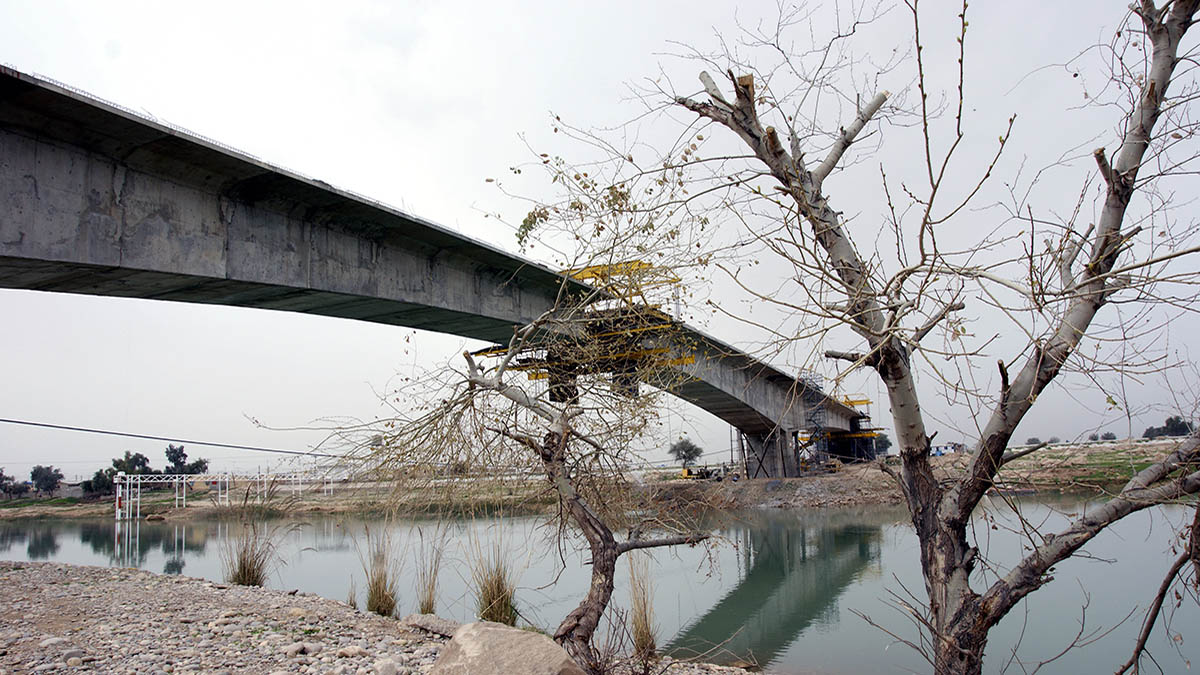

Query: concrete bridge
0,66,861,476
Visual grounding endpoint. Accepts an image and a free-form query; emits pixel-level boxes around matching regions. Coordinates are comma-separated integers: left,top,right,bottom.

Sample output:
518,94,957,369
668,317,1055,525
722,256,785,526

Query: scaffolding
799,370,829,465
472,260,694,402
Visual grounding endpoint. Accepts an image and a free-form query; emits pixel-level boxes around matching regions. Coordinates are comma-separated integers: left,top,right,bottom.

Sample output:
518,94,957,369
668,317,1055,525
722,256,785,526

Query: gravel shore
0,561,445,675
0,562,753,675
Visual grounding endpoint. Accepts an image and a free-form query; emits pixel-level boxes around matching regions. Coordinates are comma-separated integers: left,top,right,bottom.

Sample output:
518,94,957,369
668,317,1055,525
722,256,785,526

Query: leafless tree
354,247,710,671
514,1,1200,672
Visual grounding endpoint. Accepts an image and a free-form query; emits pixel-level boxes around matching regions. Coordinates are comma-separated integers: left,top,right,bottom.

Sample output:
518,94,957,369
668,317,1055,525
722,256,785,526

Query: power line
0,417,340,459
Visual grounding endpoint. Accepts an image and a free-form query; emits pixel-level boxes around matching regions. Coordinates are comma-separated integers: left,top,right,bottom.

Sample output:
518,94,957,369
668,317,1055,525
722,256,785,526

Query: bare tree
358,260,710,671
514,1,1200,672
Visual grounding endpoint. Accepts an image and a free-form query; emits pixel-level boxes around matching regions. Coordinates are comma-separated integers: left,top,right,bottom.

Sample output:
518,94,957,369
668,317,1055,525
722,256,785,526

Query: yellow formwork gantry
563,260,681,307
471,260,693,393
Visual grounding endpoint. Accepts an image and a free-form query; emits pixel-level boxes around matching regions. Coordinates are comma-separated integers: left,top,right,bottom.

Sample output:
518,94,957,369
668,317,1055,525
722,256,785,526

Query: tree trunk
536,431,620,673
555,532,619,671
926,525,988,675
934,630,986,675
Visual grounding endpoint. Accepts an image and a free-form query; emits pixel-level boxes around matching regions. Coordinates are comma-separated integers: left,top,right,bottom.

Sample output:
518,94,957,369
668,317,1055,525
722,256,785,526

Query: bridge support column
739,429,798,479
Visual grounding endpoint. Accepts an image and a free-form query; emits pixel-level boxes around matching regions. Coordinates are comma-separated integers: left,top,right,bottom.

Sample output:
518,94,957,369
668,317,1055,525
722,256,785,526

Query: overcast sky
1,1,1196,481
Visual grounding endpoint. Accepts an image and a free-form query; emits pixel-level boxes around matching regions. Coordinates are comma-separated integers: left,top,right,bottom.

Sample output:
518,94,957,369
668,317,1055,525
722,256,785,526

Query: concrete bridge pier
740,428,798,479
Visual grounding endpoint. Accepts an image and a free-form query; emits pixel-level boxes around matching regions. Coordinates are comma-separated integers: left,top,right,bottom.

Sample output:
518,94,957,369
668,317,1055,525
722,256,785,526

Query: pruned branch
813,91,890,185
825,349,868,364
1094,147,1115,188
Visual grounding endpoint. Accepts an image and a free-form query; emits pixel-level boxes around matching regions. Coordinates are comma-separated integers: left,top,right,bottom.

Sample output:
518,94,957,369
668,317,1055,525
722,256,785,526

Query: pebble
0,562,447,674
0,561,746,675
37,638,66,648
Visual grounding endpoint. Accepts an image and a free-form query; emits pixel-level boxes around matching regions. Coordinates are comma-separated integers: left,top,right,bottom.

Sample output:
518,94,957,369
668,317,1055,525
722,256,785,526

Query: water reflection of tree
0,523,27,554
25,529,60,560
163,557,185,575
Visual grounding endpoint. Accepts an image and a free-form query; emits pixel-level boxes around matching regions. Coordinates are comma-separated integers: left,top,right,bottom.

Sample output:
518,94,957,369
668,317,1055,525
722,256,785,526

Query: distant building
930,442,966,456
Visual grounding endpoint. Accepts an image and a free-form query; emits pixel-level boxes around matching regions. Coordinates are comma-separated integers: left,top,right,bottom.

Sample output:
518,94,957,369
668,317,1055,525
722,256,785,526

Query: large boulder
430,621,585,675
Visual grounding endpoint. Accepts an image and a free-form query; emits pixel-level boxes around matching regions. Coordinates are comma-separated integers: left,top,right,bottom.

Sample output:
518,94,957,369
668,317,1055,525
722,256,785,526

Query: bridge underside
0,258,522,340
0,66,859,472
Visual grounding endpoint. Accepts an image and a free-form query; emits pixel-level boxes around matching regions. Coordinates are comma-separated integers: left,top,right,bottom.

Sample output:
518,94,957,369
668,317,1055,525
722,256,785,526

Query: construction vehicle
798,457,842,476
681,464,735,481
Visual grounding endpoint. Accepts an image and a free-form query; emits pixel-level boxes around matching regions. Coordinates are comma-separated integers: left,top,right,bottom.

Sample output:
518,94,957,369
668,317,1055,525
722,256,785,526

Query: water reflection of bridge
668,511,883,666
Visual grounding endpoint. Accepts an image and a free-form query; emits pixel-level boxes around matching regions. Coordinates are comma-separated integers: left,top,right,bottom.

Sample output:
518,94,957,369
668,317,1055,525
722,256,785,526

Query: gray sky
1,1,1196,481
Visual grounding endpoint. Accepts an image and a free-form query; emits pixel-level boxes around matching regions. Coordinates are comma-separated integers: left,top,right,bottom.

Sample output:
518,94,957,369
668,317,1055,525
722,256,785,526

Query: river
1,496,1194,673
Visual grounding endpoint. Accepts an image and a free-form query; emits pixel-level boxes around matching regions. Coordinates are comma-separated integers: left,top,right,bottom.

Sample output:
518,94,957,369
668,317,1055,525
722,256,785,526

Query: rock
374,659,397,675
284,642,307,657
286,607,308,618
145,513,165,521
301,641,323,655
62,649,83,660
431,622,585,675
400,614,462,638
38,637,66,648
66,657,82,667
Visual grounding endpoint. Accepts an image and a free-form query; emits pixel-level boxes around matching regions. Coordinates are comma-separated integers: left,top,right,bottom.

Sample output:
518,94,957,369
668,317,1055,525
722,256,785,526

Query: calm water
1,497,1195,674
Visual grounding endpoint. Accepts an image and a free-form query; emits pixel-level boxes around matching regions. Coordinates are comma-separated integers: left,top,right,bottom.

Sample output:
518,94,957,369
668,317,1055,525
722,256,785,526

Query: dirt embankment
0,440,1180,520
654,439,1182,510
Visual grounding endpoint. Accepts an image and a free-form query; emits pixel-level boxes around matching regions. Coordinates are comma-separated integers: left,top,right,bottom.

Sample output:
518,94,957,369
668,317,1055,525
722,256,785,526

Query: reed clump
221,521,280,587
629,553,657,664
470,540,518,625
358,525,402,618
414,524,448,615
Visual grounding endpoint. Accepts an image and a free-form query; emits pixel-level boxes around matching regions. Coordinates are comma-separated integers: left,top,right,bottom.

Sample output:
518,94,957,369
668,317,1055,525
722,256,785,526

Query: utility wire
0,417,733,469
0,417,340,459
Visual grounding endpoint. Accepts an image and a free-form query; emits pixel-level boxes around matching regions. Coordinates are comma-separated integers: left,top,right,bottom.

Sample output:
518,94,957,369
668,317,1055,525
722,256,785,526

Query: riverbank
0,562,752,675
0,561,445,674
0,439,1178,521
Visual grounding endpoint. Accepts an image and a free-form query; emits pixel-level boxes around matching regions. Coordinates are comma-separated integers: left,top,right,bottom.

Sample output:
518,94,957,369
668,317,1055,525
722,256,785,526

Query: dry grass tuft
414,524,448,614
221,521,281,587
358,524,402,617
629,553,657,663
470,540,518,625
